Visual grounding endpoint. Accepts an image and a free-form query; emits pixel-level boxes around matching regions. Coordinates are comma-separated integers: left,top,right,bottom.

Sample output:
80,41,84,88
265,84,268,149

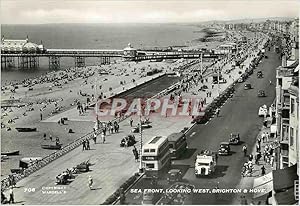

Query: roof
285,59,299,69
124,43,136,51
167,132,185,142
272,164,298,192
144,136,168,149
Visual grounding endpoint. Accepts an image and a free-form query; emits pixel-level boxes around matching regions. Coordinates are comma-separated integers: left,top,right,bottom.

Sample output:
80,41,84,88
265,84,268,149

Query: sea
1,23,205,84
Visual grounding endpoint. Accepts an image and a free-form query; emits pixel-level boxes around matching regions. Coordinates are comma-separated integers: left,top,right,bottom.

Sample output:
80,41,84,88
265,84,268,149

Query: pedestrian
86,138,90,150
82,140,86,150
266,132,269,142
248,154,253,161
93,133,97,144
242,145,247,157
40,113,43,120
130,118,133,127
270,155,275,167
102,133,106,144
49,135,53,141
88,176,93,190
261,165,266,176
255,153,260,165
256,143,260,153
43,133,47,140
262,132,266,143
9,187,14,204
257,135,261,144
216,108,220,117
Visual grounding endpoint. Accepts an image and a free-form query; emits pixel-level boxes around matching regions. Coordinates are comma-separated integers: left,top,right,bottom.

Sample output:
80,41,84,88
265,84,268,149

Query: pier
1,37,223,69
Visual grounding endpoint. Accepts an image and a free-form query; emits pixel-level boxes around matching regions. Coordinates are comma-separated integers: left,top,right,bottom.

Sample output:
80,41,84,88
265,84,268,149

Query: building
123,43,137,61
1,36,45,53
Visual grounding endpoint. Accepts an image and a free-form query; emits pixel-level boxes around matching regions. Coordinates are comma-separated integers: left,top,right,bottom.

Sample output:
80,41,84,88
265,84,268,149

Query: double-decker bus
142,136,171,177
167,132,187,159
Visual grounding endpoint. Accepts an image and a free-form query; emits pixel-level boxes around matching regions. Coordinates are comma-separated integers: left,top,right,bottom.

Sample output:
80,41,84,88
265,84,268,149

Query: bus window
144,149,149,153
146,164,155,169
150,149,156,152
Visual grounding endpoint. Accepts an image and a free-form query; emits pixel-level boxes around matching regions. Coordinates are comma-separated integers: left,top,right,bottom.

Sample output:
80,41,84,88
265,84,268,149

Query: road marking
190,132,196,137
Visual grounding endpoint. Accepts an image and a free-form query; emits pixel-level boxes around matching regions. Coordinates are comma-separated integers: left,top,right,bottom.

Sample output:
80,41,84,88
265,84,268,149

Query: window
144,149,149,153
150,149,155,153
290,127,294,146
146,164,154,169
291,98,295,114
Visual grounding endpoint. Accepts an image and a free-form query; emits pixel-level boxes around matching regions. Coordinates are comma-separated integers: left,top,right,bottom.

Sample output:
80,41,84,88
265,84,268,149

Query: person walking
242,145,247,157
86,138,90,150
261,165,266,176
88,176,93,190
82,140,86,151
102,133,106,144
216,108,220,117
9,187,14,204
40,113,43,121
130,118,133,127
93,133,97,144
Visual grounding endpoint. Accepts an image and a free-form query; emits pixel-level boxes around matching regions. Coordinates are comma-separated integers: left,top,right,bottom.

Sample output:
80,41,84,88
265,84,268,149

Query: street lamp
139,115,143,173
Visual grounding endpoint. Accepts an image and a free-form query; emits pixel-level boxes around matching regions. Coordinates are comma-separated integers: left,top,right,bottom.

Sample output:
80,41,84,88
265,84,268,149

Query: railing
1,130,95,190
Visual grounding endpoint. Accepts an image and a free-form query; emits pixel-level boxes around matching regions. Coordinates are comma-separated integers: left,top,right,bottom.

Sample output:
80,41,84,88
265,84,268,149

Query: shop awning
272,164,298,192
253,172,273,198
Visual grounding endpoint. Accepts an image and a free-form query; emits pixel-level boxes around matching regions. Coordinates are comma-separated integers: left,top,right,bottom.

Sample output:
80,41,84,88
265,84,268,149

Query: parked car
244,83,252,90
258,105,268,116
238,77,244,83
120,135,136,147
131,124,152,133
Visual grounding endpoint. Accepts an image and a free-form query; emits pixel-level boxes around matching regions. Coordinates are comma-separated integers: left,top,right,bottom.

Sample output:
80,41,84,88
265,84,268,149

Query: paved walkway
232,119,278,205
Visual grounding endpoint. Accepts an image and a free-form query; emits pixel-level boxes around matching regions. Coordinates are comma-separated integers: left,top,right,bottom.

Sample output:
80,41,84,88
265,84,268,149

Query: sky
0,0,299,24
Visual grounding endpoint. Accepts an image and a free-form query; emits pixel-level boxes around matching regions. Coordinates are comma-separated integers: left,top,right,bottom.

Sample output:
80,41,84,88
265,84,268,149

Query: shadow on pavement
179,148,197,159
211,165,229,178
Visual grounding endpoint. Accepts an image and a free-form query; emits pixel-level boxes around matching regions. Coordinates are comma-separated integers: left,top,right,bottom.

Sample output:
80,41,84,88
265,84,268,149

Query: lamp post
139,115,143,173
200,53,203,75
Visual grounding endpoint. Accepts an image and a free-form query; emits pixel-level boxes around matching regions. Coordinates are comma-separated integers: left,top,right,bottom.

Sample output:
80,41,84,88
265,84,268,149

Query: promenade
2,31,270,204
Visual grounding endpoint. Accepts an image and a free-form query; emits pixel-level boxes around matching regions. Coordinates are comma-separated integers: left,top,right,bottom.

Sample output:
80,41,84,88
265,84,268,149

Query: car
257,71,263,78
167,169,183,183
258,105,268,116
258,90,266,97
191,114,208,124
244,83,252,90
120,135,136,147
131,124,152,133
229,133,240,145
218,142,230,155
238,77,244,83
